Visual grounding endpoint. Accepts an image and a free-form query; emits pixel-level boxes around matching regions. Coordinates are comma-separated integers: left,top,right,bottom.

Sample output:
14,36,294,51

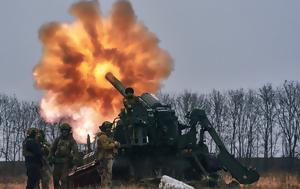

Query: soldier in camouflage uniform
23,128,43,189
49,123,79,189
96,121,120,188
123,87,139,143
123,87,138,114
36,130,51,189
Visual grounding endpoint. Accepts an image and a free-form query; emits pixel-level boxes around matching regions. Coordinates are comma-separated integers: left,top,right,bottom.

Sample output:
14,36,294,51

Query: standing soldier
123,87,138,114
96,121,120,188
49,123,79,189
22,128,43,189
123,87,139,143
36,130,51,189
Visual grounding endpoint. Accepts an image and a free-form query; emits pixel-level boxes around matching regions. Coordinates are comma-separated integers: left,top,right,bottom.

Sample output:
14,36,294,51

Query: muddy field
1,172,300,189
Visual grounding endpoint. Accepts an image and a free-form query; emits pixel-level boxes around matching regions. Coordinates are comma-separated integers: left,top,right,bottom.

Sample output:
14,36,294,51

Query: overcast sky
0,0,299,101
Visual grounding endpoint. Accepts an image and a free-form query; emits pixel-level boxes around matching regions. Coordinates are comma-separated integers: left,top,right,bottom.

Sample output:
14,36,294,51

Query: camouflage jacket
123,96,139,113
50,136,79,163
96,132,119,159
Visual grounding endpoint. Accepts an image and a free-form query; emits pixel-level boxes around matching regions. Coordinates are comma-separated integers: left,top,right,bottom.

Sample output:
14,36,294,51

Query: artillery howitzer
69,72,259,187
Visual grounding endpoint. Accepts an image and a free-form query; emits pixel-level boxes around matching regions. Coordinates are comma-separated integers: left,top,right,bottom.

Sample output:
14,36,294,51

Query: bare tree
156,91,176,108
206,90,229,152
258,84,278,158
227,89,245,157
243,90,261,158
1,96,15,161
277,81,299,157
295,82,300,157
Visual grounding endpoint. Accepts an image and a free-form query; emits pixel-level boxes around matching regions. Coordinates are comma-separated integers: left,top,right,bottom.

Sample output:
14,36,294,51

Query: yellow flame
93,62,121,88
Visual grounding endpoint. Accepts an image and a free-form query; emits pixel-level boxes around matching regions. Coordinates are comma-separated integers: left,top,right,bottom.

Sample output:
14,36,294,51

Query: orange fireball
33,0,173,143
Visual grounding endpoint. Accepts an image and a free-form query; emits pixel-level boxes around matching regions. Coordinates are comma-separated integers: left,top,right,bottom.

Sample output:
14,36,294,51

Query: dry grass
241,173,300,189
1,172,300,189
0,184,154,189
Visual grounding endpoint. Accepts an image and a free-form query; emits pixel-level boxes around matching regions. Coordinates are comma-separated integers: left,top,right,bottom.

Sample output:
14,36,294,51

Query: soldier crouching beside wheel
96,121,120,188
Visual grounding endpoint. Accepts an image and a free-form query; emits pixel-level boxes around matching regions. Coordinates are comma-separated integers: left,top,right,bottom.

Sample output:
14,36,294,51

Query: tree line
0,94,60,161
0,81,300,161
158,80,300,158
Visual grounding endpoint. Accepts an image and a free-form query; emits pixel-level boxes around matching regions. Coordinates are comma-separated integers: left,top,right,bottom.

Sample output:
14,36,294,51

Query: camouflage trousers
38,166,51,189
53,162,69,189
99,158,113,188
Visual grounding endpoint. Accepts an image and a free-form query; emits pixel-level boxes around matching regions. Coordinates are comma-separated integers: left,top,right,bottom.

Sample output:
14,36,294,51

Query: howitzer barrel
105,72,126,96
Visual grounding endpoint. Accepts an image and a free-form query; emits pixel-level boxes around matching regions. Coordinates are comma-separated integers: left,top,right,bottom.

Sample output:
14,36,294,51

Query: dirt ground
1,172,300,189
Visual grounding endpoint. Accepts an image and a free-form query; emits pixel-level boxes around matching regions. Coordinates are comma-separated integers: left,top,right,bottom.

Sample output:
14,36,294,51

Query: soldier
96,121,120,188
49,123,79,189
123,87,139,143
123,87,138,113
36,130,51,189
22,128,43,189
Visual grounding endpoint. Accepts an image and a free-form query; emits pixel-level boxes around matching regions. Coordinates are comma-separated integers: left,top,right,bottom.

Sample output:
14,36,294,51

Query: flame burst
33,0,173,143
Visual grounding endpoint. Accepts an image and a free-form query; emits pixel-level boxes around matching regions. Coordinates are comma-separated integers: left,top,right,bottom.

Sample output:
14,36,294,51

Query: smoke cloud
33,0,173,142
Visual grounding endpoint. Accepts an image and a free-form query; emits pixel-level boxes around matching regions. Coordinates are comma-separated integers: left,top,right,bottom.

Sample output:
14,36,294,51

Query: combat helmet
37,129,46,141
125,87,134,95
39,130,45,138
27,127,38,137
60,123,72,131
99,121,113,133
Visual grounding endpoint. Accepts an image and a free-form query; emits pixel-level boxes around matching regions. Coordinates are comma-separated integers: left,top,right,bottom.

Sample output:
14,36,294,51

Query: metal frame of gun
193,109,260,184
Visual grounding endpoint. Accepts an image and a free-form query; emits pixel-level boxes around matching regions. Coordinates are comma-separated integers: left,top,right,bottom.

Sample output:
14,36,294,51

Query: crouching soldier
49,123,79,189
96,121,120,188
23,128,43,189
